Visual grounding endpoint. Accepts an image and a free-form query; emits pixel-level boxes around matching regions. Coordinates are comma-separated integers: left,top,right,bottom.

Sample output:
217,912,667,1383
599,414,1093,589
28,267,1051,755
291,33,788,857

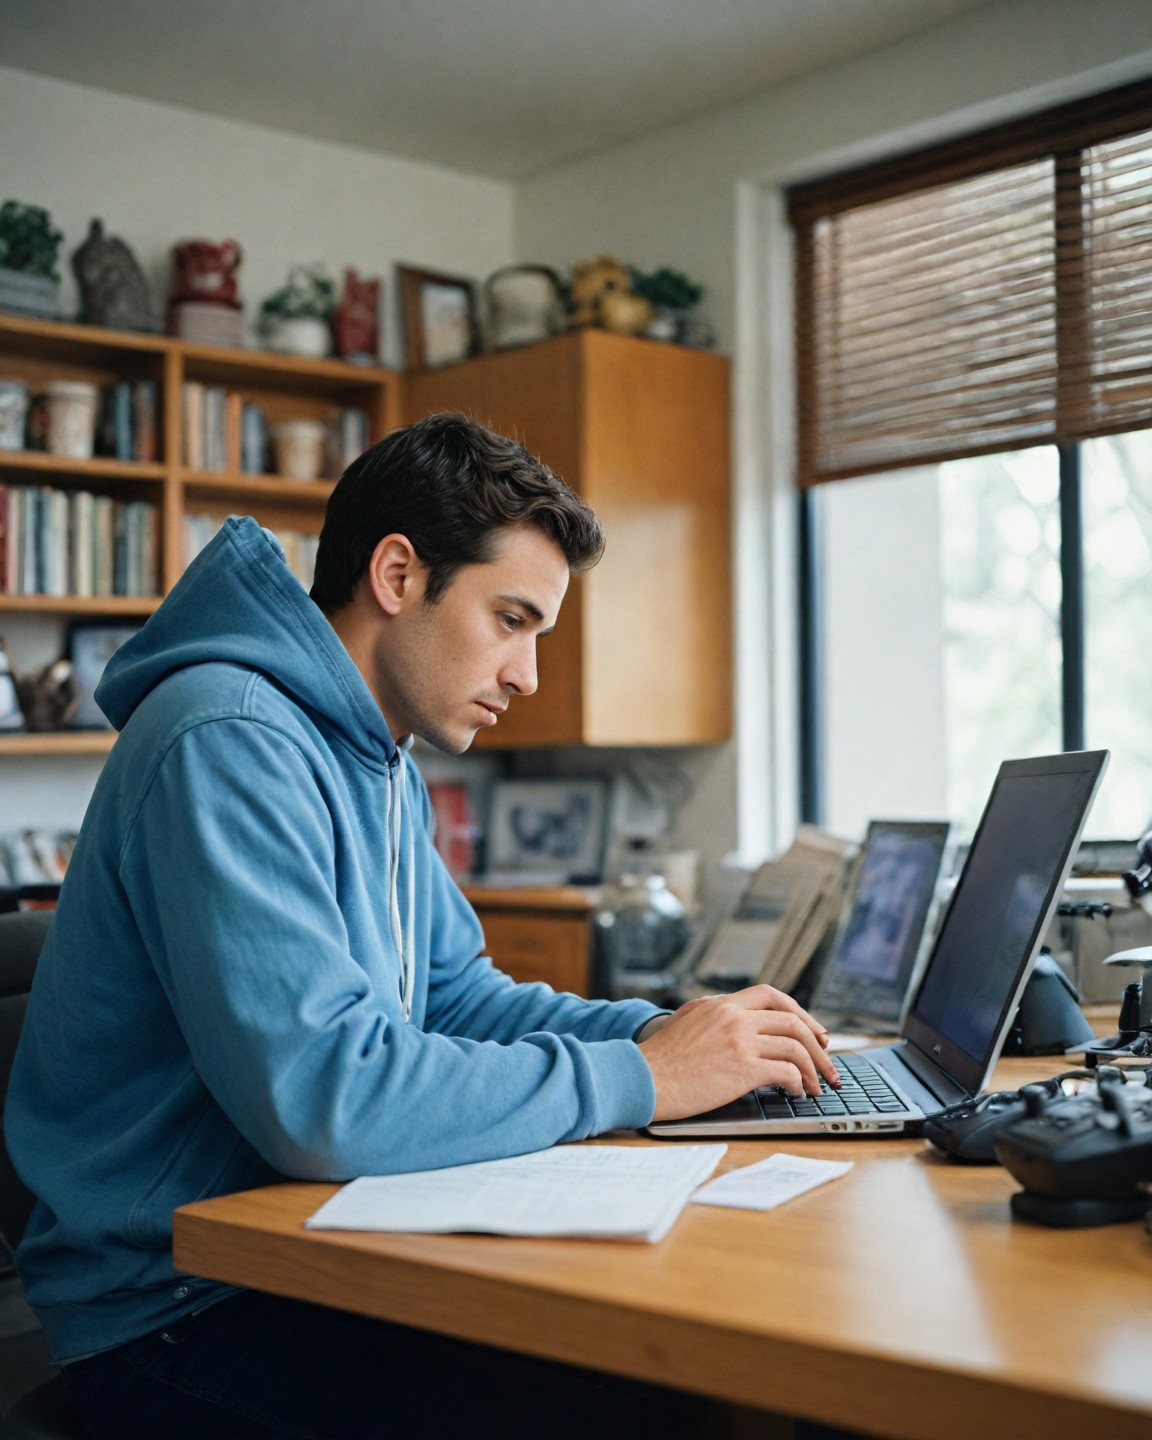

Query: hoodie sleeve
119,717,658,1180
412,771,666,1045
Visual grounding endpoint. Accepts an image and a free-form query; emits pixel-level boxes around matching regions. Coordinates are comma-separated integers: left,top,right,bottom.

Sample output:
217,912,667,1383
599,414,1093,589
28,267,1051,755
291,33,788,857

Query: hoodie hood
97,517,396,762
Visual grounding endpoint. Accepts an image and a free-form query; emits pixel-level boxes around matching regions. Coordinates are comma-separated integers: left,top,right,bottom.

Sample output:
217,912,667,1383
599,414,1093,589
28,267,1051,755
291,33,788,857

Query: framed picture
484,777,611,885
397,264,479,371
67,620,143,729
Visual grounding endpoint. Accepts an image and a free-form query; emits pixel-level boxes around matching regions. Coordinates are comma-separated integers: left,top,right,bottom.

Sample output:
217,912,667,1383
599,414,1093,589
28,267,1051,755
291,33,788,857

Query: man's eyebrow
496,593,552,632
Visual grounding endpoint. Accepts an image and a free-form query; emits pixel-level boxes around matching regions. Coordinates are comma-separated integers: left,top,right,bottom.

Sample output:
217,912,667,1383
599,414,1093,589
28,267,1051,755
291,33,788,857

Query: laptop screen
903,750,1108,1095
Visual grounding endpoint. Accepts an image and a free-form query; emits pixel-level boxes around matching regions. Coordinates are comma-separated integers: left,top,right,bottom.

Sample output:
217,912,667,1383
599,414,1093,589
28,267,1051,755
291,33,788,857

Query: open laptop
649,749,1109,1139
809,819,952,1034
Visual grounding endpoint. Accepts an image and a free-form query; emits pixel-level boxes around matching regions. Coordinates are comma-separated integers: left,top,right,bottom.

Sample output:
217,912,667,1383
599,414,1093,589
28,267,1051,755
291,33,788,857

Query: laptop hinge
886,1041,970,1108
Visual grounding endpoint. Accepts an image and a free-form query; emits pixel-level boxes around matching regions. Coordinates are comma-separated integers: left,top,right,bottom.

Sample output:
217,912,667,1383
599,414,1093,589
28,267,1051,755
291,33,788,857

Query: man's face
375,524,570,753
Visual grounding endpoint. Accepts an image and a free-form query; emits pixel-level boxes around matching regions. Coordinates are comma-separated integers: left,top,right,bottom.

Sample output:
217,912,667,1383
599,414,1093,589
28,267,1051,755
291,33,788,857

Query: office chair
0,911,85,1440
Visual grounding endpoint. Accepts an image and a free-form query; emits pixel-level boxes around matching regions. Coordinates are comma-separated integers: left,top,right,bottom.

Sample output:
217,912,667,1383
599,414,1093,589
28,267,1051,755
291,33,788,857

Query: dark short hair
310,412,604,612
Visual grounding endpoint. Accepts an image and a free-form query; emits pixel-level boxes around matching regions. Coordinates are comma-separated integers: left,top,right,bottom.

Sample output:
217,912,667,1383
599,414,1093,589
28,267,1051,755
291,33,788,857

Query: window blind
790,81,1152,486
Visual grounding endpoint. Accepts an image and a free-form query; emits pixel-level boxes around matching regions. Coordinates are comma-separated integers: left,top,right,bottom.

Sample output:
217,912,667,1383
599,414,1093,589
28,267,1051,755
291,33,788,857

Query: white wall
513,0,1152,864
0,67,515,835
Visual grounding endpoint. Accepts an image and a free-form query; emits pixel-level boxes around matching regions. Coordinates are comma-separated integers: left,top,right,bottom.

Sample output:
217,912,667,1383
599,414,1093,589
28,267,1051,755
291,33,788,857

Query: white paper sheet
307,1143,727,1243
691,1153,852,1211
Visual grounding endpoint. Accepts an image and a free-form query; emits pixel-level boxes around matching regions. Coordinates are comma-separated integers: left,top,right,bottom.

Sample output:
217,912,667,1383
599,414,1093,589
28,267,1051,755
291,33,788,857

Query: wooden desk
173,1055,1152,1440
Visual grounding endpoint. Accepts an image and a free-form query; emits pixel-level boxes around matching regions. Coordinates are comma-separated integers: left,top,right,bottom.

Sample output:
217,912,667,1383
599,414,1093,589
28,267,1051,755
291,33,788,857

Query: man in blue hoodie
9,412,837,1438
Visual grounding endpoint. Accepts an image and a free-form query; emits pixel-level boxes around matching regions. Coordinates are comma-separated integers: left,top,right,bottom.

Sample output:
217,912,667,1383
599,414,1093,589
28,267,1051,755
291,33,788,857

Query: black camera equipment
993,1069,1152,1226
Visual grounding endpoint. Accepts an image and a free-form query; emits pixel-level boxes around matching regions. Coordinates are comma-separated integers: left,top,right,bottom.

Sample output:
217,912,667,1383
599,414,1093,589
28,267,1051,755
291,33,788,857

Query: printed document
306,1143,726,1243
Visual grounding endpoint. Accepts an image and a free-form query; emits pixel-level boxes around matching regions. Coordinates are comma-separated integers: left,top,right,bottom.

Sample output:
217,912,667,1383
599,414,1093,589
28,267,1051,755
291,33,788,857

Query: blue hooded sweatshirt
8,517,662,1363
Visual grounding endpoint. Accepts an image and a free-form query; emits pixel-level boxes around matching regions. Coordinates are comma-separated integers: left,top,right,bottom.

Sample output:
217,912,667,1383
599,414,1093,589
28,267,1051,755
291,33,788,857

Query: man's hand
638,986,839,1122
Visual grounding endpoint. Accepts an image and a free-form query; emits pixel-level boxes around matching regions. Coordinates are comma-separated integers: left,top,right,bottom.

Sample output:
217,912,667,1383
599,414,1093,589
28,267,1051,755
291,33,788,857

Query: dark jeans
63,1289,711,1439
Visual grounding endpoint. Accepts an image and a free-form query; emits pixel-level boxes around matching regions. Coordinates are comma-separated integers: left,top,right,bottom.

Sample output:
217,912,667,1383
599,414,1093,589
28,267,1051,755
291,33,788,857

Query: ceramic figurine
332,268,381,362
169,239,243,311
485,265,565,349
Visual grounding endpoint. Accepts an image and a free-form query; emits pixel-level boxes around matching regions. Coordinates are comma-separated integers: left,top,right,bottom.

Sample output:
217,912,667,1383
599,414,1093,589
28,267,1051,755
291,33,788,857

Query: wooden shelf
0,595,158,616
182,471,335,503
0,311,170,363
178,341,396,395
0,451,166,483
0,729,116,757
0,314,403,768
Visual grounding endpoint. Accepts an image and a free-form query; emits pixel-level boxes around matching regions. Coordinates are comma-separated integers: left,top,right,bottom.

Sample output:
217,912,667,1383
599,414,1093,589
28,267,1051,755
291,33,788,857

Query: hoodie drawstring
387,752,417,1022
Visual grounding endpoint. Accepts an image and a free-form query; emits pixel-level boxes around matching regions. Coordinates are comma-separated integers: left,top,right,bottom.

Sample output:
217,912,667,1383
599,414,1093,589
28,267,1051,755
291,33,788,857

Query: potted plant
258,264,336,358
630,266,704,343
0,201,64,319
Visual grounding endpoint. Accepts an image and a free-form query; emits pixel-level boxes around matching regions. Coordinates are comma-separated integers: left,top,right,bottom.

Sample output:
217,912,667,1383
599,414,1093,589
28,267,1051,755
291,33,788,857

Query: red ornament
168,239,243,311
332,268,380,361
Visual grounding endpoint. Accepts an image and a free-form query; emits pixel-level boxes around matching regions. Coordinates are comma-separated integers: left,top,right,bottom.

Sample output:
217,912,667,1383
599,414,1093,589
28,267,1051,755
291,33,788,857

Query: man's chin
417,724,476,756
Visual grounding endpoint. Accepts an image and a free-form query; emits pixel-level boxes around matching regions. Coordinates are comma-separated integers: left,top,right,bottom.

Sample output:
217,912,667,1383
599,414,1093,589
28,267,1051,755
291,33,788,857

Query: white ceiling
0,0,1002,179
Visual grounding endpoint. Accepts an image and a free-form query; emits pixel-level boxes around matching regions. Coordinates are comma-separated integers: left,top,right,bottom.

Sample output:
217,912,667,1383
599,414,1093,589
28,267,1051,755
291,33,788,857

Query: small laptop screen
814,821,950,1026
908,752,1107,1081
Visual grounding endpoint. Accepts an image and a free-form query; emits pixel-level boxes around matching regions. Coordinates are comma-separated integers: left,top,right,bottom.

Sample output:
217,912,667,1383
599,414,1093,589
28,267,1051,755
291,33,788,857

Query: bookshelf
0,312,403,758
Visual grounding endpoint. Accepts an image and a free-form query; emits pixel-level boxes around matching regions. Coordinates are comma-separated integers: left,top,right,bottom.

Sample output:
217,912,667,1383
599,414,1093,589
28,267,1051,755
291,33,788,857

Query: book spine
112,501,128,595
9,487,24,593
26,487,43,594
182,382,204,469
206,388,228,472
142,502,158,595
93,495,114,596
240,403,266,474
133,381,158,463
113,382,133,462
71,489,95,598
46,489,69,597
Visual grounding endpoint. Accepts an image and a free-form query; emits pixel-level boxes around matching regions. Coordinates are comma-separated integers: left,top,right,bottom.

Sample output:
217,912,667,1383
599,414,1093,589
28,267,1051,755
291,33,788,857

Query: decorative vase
271,420,327,481
266,317,331,359
45,381,99,459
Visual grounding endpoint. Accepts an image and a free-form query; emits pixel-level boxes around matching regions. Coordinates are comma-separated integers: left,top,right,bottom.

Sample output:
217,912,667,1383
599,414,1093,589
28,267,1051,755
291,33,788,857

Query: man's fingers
757,1060,806,1097
758,1035,822,1094
727,985,830,1042
753,1010,841,1087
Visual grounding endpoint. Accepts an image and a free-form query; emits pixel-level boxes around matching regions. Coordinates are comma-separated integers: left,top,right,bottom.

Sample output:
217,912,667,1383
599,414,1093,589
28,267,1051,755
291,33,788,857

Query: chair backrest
0,911,52,1256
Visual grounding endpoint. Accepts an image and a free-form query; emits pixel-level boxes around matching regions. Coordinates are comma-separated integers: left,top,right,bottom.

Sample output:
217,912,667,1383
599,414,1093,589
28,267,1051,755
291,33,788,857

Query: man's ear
364,534,423,617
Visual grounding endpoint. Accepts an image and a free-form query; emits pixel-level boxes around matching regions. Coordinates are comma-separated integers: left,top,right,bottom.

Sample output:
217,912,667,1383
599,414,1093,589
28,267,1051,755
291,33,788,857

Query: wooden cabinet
406,329,731,748
0,312,402,758
464,885,596,996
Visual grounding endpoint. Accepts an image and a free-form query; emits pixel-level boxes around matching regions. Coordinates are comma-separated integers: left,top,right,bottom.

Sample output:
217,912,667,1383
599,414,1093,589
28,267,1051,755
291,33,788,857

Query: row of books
182,383,370,477
11,380,160,463
96,381,159,463
185,513,319,589
0,485,159,597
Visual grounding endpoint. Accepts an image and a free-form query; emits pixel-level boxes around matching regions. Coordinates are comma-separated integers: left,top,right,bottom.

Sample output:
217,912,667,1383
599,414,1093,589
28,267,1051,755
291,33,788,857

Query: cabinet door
581,332,732,746
479,910,591,997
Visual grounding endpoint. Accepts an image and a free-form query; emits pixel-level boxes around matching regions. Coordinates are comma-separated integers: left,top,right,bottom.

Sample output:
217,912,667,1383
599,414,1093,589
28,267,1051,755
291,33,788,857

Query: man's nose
501,640,538,697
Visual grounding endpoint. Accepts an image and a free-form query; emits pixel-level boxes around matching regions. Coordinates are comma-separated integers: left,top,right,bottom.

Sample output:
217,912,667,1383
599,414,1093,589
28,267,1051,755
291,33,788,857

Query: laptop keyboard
755,1051,910,1119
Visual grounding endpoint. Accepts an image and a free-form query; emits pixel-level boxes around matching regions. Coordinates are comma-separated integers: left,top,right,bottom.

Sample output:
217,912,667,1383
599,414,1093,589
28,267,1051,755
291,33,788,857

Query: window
790,82,1152,839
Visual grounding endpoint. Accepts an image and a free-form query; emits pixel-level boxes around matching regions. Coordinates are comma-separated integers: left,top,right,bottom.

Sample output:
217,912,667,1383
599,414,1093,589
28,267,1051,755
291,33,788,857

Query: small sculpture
12,656,77,732
332,268,381,362
567,254,652,335
71,219,160,332
169,239,243,311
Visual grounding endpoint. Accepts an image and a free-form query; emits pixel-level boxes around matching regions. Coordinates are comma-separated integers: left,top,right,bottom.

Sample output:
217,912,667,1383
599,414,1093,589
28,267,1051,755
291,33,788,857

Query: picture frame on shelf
484,776,611,886
67,620,143,730
397,264,479,371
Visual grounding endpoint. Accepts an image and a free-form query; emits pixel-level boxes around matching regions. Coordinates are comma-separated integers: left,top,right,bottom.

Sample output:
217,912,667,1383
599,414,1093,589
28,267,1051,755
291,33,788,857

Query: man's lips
475,701,507,724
